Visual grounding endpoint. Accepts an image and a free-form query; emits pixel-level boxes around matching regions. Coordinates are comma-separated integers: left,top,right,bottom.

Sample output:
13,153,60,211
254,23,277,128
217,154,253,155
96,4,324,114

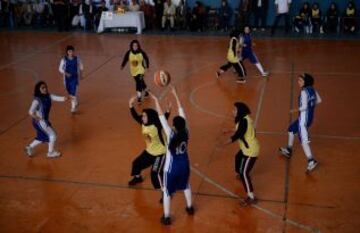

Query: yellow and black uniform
129,107,169,189
310,5,323,31
294,4,310,30
231,104,259,195
121,40,150,95
344,5,357,33
217,34,246,80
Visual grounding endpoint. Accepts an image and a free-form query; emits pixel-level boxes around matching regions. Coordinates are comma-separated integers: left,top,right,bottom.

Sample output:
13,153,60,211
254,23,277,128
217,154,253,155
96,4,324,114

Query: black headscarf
301,73,314,87
142,108,165,145
169,116,188,152
34,81,49,98
234,102,250,124
130,39,141,54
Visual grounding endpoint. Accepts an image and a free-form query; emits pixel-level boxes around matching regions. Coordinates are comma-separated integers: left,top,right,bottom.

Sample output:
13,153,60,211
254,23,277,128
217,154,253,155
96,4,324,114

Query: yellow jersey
129,51,145,77
142,124,166,156
227,37,240,63
236,115,260,157
346,8,355,16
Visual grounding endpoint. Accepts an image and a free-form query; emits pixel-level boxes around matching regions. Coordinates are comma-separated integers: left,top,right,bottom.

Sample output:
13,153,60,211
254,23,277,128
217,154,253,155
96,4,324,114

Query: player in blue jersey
150,86,194,225
25,81,68,158
59,45,84,113
240,26,269,77
279,73,322,173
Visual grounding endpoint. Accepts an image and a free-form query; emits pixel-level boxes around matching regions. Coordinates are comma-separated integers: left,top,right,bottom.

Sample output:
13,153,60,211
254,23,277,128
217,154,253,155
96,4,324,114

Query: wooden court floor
0,32,359,233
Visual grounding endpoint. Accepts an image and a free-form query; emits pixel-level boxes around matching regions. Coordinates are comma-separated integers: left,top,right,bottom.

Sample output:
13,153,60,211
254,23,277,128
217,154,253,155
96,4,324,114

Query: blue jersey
34,96,52,123
298,86,317,127
168,131,189,163
242,34,253,53
64,56,79,81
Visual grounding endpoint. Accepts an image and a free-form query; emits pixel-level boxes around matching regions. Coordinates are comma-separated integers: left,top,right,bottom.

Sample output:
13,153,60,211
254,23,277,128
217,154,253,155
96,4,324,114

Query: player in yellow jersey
216,30,247,84
121,40,150,104
128,96,171,200
223,102,259,206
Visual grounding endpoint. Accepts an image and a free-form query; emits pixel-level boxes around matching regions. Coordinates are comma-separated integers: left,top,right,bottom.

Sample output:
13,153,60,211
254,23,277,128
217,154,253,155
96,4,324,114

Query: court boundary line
0,174,336,210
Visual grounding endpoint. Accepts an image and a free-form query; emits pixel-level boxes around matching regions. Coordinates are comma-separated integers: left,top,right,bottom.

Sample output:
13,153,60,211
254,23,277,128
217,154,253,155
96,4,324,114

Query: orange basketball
154,70,171,87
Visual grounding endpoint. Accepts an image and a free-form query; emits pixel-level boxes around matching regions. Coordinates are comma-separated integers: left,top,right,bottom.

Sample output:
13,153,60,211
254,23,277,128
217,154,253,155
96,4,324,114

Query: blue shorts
164,160,190,196
65,77,78,96
288,119,312,143
241,50,258,64
33,120,50,142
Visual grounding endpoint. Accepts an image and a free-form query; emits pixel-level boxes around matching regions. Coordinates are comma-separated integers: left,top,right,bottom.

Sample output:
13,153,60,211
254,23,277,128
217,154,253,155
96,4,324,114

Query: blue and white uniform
29,94,66,142
59,56,83,96
288,86,322,143
240,34,259,64
159,108,190,196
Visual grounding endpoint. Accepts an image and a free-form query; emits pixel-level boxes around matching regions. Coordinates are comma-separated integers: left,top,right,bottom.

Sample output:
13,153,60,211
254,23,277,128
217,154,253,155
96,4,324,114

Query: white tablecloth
97,11,145,34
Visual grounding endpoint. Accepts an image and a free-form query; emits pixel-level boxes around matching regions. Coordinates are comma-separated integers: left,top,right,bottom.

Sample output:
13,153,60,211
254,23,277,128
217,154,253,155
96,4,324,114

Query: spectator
271,0,291,36
218,0,232,32
343,1,357,33
161,0,175,30
128,0,140,11
53,0,68,31
237,0,251,30
294,2,310,33
189,1,205,32
23,0,34,26
176,0,188,29
252,0,268,31
310,3,323,34
79,0,93,30
94,0,107,28
325,2,338,33
140,0,155,29
154,0,163,29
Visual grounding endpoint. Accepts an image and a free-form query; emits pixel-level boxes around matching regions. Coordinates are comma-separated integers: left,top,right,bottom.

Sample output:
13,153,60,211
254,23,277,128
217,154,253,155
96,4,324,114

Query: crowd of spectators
0,0,358,35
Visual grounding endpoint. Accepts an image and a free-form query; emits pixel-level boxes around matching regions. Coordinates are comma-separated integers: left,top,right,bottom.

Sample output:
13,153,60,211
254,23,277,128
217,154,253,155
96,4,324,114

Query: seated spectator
128,0,140,11
1,0,15,28
310,2,323,34
218,0,232,31
294,2,310,33
343,1,357,33
189,1,205,32
325,2,338,33
140,0,155,29
176,0,188,30
23,0,34,26
161,0,175,31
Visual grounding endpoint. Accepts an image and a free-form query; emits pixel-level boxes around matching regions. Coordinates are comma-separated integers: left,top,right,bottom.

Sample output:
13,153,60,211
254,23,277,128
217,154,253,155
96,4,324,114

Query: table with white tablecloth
97,11,145,34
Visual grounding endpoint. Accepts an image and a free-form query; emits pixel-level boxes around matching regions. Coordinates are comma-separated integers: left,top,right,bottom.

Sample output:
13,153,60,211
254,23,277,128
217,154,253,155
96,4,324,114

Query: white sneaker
295,26,300,33
25,146,33,157
306,160,318,173
47,150,61,158
71,107,77,113
261,71,269,77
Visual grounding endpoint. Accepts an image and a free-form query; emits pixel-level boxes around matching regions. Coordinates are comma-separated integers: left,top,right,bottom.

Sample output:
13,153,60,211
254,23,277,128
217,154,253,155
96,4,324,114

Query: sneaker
144,91,149,98
128,176,143,186
261,71,269,77
185,206,195,215
216,71,221,79
137,97,142,104
71,107,77,113
306,160,318,173
261,28,266,32
25,146,33,157
294,26,300,33
47,150,61,158
236,78,246,84
240,197,258,207
279,147,292,158
160,215,171,225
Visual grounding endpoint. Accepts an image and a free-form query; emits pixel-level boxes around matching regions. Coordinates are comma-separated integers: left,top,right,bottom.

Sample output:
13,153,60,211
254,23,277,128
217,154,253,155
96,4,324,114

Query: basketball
154,70,171,87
